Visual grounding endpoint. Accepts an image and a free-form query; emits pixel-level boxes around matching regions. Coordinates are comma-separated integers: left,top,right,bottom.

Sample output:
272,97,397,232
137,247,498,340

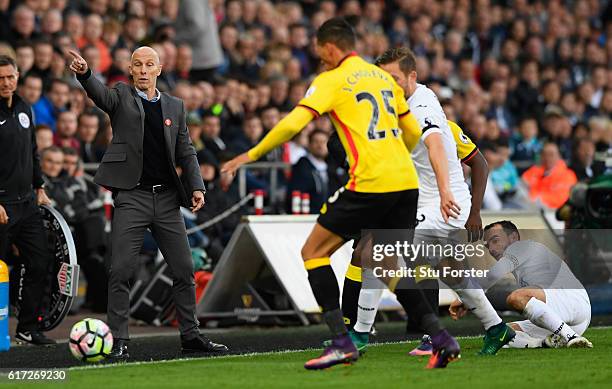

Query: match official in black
0,55,55,345
68,47,227,359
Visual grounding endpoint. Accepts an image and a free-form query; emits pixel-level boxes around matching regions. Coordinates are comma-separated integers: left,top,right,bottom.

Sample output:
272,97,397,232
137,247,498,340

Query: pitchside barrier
196,211,557,325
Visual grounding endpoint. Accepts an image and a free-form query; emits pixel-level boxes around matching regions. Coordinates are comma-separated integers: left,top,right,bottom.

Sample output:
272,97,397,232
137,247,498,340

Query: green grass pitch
56,327,612,389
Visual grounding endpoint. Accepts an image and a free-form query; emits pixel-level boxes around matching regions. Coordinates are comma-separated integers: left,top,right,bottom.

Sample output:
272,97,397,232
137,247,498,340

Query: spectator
288,129,330,214
509,60,540,121
187,116,205,153
64,11,84,45
76,110,100,163
490,140,522,208
522,142,577,209
218,23,239,76
541,105,573,161
119,15,147,51
41,8,63,36
511,117,543,173
82,45,106,84
30,38,54,86
229,32,265,82
570,138,596,181
106,47,131,86
4,5,38,46
174,0,223,81
486,79,515,136
201,113,227,157
44,146,108,312
53,110,80,151
18,73,43,106
35,125,54,150
14,41,34,75
32,78,70,131
175,44,193,82
230,115,263,154
77,13,112,74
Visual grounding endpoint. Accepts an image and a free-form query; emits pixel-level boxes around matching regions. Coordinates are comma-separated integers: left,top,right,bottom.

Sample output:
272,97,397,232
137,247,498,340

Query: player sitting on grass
333,47,516,359
450,221,592,349
223,17,461,370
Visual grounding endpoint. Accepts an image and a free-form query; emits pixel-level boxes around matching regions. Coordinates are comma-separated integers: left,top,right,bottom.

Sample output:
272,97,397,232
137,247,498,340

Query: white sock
353,288,383,333
454,279,502,330
508,330,543,348
523,297,577,341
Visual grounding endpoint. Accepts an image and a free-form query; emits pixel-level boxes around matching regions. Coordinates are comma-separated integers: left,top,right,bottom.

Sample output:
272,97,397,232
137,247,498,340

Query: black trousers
0,198,52,331
109,187,199,340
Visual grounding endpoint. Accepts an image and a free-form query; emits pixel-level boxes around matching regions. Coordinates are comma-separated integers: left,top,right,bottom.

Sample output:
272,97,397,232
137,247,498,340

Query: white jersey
481,240,585,291
408,84,470,208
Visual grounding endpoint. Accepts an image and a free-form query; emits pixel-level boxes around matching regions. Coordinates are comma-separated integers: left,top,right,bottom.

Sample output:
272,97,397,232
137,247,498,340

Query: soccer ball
69,318,113,362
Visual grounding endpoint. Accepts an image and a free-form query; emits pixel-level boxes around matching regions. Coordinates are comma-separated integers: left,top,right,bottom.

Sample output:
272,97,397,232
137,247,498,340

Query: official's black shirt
0,94,43,204
139,98,174,186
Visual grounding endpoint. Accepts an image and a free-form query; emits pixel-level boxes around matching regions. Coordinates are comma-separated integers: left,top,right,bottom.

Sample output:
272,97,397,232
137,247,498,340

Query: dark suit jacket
77,70,204,208
288,156,328,214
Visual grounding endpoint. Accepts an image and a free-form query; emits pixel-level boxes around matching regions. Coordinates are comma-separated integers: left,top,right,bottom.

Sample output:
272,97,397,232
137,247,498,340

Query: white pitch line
68,335,477,372
68,326,612,372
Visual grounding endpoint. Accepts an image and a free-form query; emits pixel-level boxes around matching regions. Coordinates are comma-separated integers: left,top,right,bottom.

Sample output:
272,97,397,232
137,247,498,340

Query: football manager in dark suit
68,47,227,359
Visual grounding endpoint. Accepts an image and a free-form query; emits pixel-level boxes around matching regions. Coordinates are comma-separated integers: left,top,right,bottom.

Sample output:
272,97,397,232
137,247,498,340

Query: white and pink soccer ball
69,318,113,363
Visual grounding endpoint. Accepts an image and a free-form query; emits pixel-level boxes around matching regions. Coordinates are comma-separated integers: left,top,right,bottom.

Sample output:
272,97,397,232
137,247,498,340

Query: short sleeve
449,121,478,162
298,74,336,116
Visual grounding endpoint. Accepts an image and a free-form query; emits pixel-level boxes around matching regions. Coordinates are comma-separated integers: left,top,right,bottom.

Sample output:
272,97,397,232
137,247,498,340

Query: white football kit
408,84,471,244
482,240,591,339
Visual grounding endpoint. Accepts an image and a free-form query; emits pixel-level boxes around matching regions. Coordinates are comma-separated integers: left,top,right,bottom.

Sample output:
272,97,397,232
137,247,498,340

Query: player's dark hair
484,220,520,239
0,55,18,70
316,17,356,52
375,47,417,74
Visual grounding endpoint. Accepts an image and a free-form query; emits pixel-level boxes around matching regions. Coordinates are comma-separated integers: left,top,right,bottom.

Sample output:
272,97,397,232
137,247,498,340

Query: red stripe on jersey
297,104,320,118
331,110,359,191
335,52,358,68
461,147,478,163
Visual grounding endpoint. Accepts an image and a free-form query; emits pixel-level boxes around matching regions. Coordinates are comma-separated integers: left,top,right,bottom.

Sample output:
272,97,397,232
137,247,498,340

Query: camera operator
0,55,55,345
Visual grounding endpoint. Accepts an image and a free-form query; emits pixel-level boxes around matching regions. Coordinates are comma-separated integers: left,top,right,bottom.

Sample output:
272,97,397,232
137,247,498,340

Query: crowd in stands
0,0,609,307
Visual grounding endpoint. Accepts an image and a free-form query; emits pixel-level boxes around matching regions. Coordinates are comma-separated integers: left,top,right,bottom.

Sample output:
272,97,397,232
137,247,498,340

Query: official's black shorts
317,187,419,241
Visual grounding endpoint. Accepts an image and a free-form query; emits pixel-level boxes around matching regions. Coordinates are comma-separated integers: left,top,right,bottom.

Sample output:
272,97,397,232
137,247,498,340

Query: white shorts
412,199,471,265
513,289,592,339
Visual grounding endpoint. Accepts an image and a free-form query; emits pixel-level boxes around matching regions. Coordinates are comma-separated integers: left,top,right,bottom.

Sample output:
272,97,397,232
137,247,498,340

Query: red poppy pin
164,118,172,126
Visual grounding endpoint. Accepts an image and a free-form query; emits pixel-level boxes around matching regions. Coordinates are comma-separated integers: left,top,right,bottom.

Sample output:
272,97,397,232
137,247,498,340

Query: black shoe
109,339,129,360
15,330,56,346
181,333,228,354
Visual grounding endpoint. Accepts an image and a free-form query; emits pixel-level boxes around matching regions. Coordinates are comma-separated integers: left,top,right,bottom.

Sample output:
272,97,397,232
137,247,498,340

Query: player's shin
523,297,577,342
342,264,362,329
353,287,383,333
304,257,346,337
454,284,502,330
394,276,444,337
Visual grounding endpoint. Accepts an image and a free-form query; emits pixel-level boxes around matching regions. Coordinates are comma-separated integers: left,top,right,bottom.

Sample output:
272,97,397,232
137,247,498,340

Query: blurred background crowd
0,0,610,311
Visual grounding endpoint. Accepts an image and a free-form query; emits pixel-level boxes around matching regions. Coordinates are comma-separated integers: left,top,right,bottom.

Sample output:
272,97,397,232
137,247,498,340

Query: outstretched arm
68,50,120,114
221,106,314,176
